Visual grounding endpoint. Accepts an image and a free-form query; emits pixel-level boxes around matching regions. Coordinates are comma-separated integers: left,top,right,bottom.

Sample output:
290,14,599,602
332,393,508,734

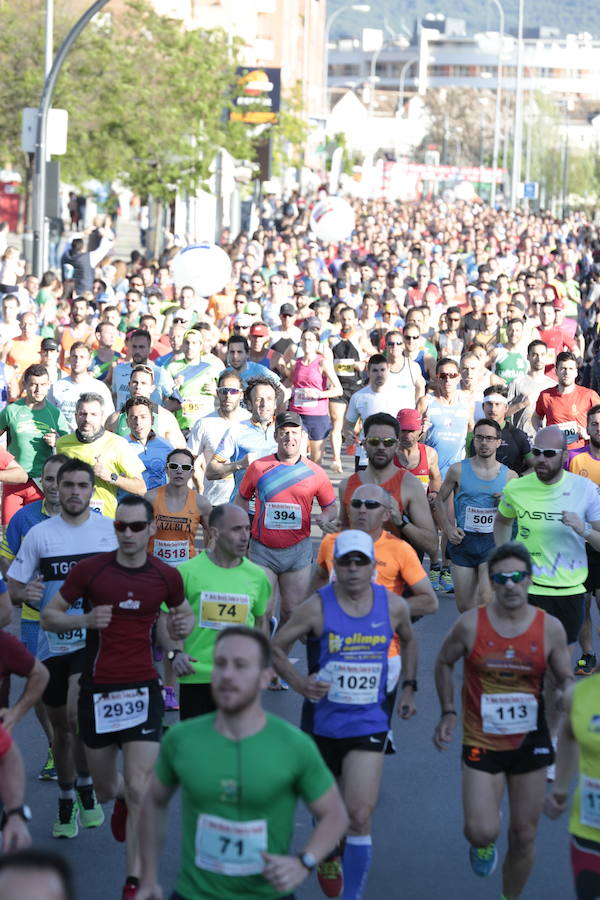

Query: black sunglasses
350,499,384,510
336,555,371,567
114,520,148,533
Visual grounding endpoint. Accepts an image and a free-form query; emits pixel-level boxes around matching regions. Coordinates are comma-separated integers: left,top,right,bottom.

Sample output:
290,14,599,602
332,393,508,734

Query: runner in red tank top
432,541,573,895
337,412,437,560
393,408,442,498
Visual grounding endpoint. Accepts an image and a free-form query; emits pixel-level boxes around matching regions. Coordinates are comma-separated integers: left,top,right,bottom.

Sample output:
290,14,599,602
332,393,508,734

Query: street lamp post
33,0,111,276
396,57,419,115
488,0,504,208
368,38,403,115
323,4,370,114
510,0,525,209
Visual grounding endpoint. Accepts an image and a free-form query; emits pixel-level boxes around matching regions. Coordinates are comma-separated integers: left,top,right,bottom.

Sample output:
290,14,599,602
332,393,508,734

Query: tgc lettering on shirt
40,554,95,581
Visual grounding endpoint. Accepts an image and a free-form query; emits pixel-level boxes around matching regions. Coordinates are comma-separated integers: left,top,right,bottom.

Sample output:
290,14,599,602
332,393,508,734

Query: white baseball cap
334,530,374,561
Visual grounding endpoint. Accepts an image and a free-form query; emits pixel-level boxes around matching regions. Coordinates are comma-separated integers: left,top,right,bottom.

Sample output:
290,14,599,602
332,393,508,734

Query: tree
419,87,500,167
0,0,252,200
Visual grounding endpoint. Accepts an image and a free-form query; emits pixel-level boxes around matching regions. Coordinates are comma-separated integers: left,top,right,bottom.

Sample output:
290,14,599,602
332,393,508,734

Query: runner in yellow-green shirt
163,503,270,721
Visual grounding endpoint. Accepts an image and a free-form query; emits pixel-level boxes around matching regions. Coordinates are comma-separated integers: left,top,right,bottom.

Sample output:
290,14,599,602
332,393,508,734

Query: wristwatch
298,851,317,871
110,472,119,483
401,679,418,692
4,805,32,823
167,649,182,661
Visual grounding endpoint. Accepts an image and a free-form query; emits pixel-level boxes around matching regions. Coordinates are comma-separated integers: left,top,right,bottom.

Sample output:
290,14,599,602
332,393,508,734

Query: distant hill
328,0,600,42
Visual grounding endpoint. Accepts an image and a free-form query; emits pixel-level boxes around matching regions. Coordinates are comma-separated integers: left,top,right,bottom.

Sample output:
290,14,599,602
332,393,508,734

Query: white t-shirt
48,376,115,430
8,514,117,661
187,410,251,505
507,373,557,439
345,384,399,465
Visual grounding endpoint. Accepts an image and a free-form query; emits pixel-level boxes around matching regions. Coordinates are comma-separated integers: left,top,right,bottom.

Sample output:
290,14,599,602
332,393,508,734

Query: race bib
464,506,496,533
334,359,355,377
321,661,382,705
93,687,149,734
199,592,249,630
153,539,189,566
182,398,202,416
47,626,86,655
264,502,302,530
557,420,579,444
580,774,600,830
293,388,317,408
195,814,267,876
481,692,538,735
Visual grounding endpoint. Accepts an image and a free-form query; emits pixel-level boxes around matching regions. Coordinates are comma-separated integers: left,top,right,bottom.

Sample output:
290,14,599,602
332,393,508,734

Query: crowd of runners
1,196,600,900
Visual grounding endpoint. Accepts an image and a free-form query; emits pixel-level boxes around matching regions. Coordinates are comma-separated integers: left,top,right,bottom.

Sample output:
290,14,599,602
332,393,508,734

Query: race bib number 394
195,814,267,875
481,692,538,735
199,592,249,630
93,687,149,734
264,502,302,530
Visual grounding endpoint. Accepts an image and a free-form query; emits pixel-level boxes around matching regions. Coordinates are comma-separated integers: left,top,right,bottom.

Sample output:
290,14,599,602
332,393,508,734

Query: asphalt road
4,453,578,899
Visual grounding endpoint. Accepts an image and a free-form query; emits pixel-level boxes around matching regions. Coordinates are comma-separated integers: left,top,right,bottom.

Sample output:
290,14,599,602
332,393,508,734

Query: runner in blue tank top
436,418,517,612
272,531,417,900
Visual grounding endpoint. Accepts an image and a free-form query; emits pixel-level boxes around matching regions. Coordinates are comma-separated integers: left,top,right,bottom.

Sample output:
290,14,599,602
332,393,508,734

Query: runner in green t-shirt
0,364,69,525
136,627,347,900
163,504,271,720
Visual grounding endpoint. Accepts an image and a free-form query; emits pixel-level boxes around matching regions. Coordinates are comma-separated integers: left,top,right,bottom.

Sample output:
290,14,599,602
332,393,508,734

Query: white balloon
309,197,355,243
171,243,232,297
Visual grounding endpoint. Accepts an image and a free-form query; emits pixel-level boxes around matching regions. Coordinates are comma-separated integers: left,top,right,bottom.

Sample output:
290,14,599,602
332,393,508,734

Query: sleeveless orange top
343,469,406,534
148,486,202,567
463,606,546,751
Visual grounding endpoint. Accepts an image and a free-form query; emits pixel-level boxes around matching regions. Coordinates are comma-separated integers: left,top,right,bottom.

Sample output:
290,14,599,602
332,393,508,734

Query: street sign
520,181,539,199
21,108,68,156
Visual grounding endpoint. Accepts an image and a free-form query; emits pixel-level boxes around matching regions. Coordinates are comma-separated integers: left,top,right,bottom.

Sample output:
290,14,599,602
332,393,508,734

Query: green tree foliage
0,0,252,199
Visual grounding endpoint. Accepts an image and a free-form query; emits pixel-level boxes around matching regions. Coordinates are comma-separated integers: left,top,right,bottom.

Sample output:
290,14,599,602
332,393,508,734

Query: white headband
483,393,508,405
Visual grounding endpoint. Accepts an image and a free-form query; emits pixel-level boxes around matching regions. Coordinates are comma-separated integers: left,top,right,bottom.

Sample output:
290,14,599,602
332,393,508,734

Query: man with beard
338,413,438,561
7,459,117,840
494,426,600,758
568,406,600,674
436,418,516,613
105,364,185,449
206,377,278,501
57,394,146,519
507,340,556,441
137,627,348,900
533,351,600,450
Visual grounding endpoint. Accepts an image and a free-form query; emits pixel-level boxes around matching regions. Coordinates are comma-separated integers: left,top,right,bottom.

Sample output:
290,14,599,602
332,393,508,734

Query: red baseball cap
249,323,269,336
396,409,422,430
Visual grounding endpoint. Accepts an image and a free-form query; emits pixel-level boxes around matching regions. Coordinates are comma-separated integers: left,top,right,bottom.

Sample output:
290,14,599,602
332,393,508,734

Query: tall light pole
33,0,111,276
488,0,504,208
368,38,402,115
397,57,419,115
323,3,370,114
510,0,524,209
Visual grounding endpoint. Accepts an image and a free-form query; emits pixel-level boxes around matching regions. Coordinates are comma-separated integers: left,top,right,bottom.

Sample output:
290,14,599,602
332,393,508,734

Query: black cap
275,411,303,429
279,302,295,316
41,338,59,351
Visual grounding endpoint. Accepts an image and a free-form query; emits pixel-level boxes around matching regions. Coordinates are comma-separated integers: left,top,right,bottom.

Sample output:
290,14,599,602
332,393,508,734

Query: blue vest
303,583,392,739
454,459,509,531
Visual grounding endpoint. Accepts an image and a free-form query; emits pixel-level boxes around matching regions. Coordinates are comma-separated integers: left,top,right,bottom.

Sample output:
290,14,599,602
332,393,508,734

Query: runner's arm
425,445,442,495
432,617,471,749
305,563,329,599
0,658,48,732
271,595,326,698
493,509,514,546
41,590,111,632
405,575,438,617
390,595,417,718
0,740,31,852
431,463,460,541
544,684,578,819
0,459,28,485
546,614,576,704
397,473,438,559
206,453,247,480
137,774,178,899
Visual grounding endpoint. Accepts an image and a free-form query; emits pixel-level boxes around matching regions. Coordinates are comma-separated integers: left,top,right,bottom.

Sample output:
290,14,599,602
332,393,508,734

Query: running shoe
76,785,105,828
111,796,128,842
574,653,597,675
469,842,497,877
440,568,454,593
316,854,344,897
52,798,79,839
429,565,441,591
121,880,138,899
163,685,179,711
38,747,57,781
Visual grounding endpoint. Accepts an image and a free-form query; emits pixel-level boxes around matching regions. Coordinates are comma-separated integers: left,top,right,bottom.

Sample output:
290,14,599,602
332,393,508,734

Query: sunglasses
404,335,419,341
438,372,459,380
114,520,148,533
365,437,396,448
217,387,242,395
350,499,384,509
531,448,563,458
336,555,372,567
490,570,528,585
386,341,403,347
167,462,194,471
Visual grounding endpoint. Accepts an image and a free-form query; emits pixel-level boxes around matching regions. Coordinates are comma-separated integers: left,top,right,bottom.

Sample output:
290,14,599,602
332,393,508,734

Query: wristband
584,522,592,539
441,710,457,717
